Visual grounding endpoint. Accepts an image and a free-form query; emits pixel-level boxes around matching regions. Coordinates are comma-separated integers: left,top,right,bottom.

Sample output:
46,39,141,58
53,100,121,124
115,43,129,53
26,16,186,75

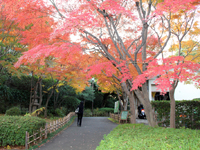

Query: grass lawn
96,124,200,150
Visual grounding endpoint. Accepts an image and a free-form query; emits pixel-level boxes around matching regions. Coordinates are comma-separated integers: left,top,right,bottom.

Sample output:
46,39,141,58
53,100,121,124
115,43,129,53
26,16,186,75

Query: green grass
108,118,120,124
96,124,200,150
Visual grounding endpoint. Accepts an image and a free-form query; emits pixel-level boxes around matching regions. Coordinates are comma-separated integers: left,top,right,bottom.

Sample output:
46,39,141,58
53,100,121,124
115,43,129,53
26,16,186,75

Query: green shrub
151,100,200,129
21,108,29,115
193,98,200,101
55,108,65,117
99,107,114,113
0,116,46,146
92,108,113,116
84,109,92,117
96,124,200,150
93,108,105,116
60,107,67,115
5,107,21,116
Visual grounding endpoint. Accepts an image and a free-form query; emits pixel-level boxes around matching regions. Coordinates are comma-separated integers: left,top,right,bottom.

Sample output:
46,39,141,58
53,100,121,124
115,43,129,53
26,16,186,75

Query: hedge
151,100,200,129
0,116,46,146
99,107,114,113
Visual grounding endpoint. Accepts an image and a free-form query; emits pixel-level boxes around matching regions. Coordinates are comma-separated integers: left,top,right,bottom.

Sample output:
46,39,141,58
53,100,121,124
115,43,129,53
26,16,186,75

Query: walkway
36,117,118,150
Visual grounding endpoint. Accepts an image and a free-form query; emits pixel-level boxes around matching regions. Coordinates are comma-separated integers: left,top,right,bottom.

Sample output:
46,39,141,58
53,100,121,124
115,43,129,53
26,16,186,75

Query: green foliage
5,106,21,116
60,107,67,115
55,108,65,117
96,124,200,150
99,107,114,113
0,75,35,113
93,107,114,116
21,108,29,115
151,100,200,129
79,86,95,102
93,91,103,108
93,108,104,116
193,98,200,101
62,96,80,113
0,85,13,113
0,116,46,146
50,84,81,113
24,107,45,117
84,109,92,117
105,96,116,108
0,74,82,115
107,118,119,124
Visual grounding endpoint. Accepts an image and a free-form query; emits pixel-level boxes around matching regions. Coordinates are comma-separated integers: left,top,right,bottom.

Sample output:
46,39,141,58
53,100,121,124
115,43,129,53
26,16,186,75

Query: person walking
77,101,84,127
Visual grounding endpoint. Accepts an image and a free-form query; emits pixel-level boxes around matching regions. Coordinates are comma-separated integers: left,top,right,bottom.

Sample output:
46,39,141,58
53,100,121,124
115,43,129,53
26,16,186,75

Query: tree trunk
135,86,157,127
121,82,136,124
123,94,128,111
29,72,34,113
44,89,54,118
44,80,59,118
44,89,55,118
169,88,176,128
39,78,43,108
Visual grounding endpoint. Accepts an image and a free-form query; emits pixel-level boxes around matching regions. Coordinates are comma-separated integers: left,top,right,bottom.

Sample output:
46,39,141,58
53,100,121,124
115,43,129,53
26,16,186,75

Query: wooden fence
110,113,131,123
110,113,120,122
25,112,75,149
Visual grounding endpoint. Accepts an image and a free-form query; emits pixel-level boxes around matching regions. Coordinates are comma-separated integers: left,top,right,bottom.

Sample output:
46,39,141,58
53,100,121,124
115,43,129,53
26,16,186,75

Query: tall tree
132,2,200,128
15,0,200,127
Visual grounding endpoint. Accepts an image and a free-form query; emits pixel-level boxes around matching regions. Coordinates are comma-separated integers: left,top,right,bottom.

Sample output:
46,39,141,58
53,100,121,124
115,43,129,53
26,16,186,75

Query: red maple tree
14,0,200,127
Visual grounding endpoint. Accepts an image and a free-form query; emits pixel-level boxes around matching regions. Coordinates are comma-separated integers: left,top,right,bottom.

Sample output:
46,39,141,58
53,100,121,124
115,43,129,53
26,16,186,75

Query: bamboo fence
25,112,75,149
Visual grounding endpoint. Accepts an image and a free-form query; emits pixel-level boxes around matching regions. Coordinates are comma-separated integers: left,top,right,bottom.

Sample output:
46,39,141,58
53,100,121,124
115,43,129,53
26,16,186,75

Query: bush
96,124,200,150
93,107,114,116
99,107,114,113
55,108,65,117
21,108,29,115
0,116,46,146
84,109,92,117
151,100,200,129
60,107,67,115
93,108,105,116
5,107,21,116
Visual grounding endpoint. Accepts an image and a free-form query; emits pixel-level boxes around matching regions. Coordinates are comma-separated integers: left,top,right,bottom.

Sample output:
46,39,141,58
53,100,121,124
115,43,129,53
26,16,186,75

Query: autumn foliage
132,56,200,92
3,0,199,127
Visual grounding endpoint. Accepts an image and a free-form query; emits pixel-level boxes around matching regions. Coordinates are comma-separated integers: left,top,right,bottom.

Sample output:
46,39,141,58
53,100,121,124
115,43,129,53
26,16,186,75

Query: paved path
36,117,118,150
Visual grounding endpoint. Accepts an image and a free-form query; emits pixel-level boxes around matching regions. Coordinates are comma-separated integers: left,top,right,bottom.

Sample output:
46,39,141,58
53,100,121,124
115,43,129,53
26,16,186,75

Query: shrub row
151,100,200,129
0,116,46,146
96,124,200,150
84,108,114,117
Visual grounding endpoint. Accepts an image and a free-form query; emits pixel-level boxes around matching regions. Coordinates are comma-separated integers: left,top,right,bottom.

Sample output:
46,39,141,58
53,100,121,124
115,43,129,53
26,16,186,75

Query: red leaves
131,56,200,92
99,0,135,18
14,43,82,68
116,61,132,82
87,61,116,78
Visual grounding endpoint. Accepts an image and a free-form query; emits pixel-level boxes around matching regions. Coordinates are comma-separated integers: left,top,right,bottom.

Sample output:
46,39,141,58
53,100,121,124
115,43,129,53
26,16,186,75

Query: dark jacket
78,101,84,114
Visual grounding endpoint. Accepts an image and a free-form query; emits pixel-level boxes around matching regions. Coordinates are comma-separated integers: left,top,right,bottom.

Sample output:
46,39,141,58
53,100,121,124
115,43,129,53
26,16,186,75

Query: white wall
175,82,200,100
148,79,200,101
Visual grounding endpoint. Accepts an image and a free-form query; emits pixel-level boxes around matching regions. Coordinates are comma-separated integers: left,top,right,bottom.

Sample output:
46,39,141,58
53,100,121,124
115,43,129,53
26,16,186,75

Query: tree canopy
4,0,200,127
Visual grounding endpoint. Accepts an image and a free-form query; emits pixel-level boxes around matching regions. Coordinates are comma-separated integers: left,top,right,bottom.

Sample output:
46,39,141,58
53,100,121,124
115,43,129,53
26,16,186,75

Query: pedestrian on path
77,101,84,126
